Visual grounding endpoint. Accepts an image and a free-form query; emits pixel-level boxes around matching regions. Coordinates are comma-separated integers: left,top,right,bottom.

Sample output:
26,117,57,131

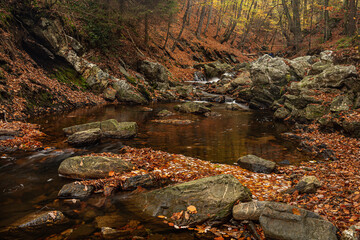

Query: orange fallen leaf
157,215,166,219
292,208,301,216
108,171,115,177
187,205,197,213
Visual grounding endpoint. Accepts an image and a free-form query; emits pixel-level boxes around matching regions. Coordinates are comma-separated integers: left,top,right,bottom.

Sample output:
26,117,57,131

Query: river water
0,103,310,239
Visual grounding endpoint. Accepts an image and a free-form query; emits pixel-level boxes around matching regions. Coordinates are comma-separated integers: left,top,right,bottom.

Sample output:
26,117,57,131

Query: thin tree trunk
324,0,330,41
144,12,149,46
203,0,213,35
347,0,357,36
172,0,192,51
196,3,207,39
303,0,307,27
163,14,173,49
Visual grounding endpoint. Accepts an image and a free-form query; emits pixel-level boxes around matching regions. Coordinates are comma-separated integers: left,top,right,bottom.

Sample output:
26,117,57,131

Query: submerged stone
10,211,67,229
174,102,211,115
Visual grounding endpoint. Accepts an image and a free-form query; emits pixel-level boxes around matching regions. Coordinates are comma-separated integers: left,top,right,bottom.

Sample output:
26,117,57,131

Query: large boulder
250,54,291,86
259,202,337,240
58,182,94,199
237,155,276,173
67,128,102,146
174,102,211,115
112,79,148,104
58,156,134,179
63,119,137,139
138,60,170,88
9,211,67,229
293,65,358,91
309,61,333,75
130,174,251,226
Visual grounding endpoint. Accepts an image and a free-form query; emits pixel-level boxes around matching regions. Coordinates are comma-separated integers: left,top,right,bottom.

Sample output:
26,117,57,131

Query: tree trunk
324,0,330,41
303,0,307,27
172,0,192,51
144,12,149,46
203,0,213,35
347,0,357,36
163,14,173,49
196,3,207,39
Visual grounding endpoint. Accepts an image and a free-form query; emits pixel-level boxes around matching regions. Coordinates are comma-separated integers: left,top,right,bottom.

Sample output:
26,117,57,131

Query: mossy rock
58,156,134,179
130,174,251,226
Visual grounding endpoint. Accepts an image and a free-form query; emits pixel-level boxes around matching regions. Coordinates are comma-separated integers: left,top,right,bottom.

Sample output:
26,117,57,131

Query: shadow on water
0,103,311,239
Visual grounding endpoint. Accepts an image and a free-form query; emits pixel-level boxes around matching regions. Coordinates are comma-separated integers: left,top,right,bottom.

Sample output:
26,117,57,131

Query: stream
0,102,311,239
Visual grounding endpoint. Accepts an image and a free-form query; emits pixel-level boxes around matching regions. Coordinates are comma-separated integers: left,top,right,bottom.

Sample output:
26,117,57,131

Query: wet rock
58,156,133,179
225,103,246,111
10,211,67,229
233,201,268,221
330,95,353,112
140,107,153,112
205,112,221,117
68,224,95,239
198,92,225,103
112,79,148,104
100,119,138,139
259,202,337,240
63,122,101,135
231,71,252,88
203,61,232,78
157,109,174,117
341,225,360,240
194,71,206,82
101,227,123,239
95,214,128,228
131,174,251,226
237,155,276,174
67,128,101,146
274,107,290,120
285,176,322,194
151,119,194,125
63,119,138,139
174,102,211,115
138,60,170,88
58,182,94,199
103,87,117,102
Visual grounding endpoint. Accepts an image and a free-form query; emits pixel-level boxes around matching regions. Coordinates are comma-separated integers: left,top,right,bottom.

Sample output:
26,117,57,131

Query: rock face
259,202,337,240
131,174,251,226
237,155,276,173
10,211,67,229
67,128,102,146
23,16,147,104
174,102,211,115
58,182,95,199
63,119,137,139
58,156,134,179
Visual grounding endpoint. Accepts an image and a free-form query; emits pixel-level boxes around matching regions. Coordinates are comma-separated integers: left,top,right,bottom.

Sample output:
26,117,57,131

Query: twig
125,29,145,57
248,220,262,240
